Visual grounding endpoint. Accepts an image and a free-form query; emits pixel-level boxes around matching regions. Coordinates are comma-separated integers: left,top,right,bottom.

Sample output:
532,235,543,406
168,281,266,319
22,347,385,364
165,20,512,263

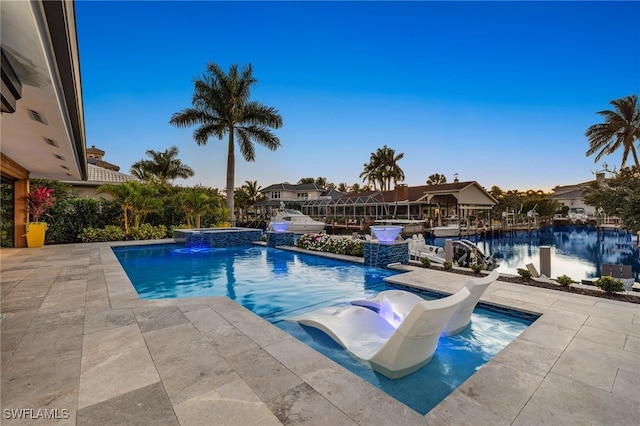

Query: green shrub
556,275,573,287
130,224,169,240
79,225,126,242
517,268,532,280
470,263,484,273
421,257,431,268
594,276,625,294
443,261,453,270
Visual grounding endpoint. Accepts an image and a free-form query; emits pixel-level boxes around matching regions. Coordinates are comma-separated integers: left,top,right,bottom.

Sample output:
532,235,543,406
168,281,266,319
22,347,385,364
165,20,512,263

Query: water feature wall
364,241,409,268
266,231,295,248
180,228,263,248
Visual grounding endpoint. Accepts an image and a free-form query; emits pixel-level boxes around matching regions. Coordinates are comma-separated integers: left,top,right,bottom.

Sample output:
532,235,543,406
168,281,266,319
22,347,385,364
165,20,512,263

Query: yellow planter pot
26,223,48,248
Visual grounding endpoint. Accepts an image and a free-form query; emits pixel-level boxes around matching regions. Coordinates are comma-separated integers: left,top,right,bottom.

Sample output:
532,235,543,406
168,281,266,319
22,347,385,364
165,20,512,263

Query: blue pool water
113,244,535,414
428,226,639,281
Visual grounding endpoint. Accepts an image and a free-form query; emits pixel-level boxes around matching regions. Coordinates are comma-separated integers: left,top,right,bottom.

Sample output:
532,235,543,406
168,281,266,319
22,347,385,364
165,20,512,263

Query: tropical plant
129,184,163,229
97,181,160,234
426,173,447,185
584,166,640,233
360,145,405,191
175,187,223,228
442,261,453,270
130,146,194,185
336,182,350,192
26,186,55,222
585,94,640,170
169,62,283,225
421,257,431,268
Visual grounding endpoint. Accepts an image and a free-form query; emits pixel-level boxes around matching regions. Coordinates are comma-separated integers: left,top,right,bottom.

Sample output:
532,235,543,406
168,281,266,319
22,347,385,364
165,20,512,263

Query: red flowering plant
26,186,55,223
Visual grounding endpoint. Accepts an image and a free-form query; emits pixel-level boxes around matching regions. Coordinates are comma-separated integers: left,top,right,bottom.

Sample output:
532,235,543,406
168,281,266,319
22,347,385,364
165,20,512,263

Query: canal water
427,225,639,282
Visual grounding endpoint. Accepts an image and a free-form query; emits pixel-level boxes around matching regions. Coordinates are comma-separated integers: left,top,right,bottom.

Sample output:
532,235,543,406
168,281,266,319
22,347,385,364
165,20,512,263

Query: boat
269,204,325,233
408,236,499,270
567,207,589,224
431,216,460,237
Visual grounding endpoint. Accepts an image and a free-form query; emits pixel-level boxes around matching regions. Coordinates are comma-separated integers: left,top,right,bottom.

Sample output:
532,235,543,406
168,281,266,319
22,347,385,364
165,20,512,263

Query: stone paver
1,241,639,425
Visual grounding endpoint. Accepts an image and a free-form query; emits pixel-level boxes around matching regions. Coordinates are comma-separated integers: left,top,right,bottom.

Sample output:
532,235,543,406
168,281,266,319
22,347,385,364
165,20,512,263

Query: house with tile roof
63,146,138,198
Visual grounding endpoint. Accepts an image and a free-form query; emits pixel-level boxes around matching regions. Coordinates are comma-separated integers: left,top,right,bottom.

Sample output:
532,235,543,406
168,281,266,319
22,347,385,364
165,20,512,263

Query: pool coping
1,240,638,425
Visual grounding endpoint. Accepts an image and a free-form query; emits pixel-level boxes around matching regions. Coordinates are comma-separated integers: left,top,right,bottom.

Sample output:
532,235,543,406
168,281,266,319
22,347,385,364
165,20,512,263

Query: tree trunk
123,207,130,234
631,146,640,171
226,128,236,226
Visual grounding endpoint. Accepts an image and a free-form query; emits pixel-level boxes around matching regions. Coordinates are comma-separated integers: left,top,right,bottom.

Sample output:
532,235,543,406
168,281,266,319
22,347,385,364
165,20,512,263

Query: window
297,192,308,201
271,191,281,199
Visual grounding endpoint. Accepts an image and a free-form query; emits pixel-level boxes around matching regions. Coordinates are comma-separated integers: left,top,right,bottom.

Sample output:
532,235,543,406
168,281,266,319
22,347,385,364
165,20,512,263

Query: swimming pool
113,243,535,414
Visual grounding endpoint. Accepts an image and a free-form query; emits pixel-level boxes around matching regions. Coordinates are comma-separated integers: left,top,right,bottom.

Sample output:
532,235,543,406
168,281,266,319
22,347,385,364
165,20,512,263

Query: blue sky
75,1,640,192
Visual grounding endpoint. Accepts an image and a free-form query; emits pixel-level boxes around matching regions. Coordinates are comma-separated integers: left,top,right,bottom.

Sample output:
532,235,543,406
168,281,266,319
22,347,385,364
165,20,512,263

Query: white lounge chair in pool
289,287,470,379
351,269,500,336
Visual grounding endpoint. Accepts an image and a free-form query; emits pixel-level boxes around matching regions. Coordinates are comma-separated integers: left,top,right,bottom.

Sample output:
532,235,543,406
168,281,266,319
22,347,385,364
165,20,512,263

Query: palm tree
426,173,447,185
359,161,381,191
177,188,221,228
97,182,159,233
360,145,405,191
585,94,640,170
169,63,283,225
130,146,194,186
336,182,349,192
242,180,264,207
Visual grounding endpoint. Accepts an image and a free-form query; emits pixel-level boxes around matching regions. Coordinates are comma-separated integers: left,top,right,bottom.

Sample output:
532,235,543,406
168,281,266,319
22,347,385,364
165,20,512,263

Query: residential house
547,173,606,217
257,180,498,225
63,146,138,199
254,183,342,217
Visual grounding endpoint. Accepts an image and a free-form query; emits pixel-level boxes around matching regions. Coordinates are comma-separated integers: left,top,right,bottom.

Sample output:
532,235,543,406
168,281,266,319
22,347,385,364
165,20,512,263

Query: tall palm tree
585,94,640,170
130,146,194,186
360,145,405,191
359,161,382,191
379,145,405,191
170,63,283,224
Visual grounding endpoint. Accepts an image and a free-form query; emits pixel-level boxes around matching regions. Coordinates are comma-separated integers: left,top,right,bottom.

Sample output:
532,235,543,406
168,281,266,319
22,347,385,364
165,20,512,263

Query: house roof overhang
1,0,87,181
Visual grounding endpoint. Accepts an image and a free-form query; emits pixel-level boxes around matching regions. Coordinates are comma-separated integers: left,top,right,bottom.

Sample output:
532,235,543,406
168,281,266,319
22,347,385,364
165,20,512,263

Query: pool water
113,244,397,321
113,244,535,414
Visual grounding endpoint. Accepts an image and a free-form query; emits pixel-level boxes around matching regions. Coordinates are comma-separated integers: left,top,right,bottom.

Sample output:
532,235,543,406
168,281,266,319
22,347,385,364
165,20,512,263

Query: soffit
0,0,84,181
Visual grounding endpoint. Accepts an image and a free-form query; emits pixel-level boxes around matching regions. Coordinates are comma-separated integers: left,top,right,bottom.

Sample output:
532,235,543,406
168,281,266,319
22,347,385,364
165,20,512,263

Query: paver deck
1,240,639,425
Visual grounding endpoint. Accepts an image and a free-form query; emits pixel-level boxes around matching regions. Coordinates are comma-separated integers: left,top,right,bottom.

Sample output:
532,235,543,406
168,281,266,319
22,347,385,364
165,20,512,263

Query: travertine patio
1,240,638,425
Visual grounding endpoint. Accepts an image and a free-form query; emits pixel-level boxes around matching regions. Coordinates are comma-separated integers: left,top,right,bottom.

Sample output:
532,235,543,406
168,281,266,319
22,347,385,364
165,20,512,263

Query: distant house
547,173,606,217
255,180,498,223
254,183,343,215
62,146,138,199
